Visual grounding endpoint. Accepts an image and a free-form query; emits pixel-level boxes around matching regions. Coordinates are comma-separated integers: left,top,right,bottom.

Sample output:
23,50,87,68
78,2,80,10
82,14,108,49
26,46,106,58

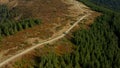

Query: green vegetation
0,5,18,21
72,15,120,68
89,0,120,12
0,5,41,40
12,0,120,68
29,15,120,68
77,0,120,14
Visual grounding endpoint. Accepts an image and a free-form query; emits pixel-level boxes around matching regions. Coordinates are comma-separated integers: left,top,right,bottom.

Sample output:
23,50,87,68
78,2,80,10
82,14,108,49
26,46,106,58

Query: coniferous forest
1,0,120,68
89,0,120,12
32,16,120,68
0,5,41,40
28,0,120,68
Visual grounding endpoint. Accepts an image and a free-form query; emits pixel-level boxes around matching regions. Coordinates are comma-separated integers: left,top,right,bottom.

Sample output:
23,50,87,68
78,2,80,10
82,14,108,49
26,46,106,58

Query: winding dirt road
0,14,90,68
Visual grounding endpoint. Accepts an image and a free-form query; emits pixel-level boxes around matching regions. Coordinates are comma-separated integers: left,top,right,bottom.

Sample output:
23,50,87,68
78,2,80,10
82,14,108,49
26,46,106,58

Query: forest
88,0,120,12
30,16,120,68
0,5,41,40
1,0,120,68
25,0,120,68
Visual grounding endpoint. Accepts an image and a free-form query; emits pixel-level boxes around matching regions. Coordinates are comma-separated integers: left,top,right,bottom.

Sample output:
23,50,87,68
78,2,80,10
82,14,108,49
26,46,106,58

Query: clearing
0,0,100,67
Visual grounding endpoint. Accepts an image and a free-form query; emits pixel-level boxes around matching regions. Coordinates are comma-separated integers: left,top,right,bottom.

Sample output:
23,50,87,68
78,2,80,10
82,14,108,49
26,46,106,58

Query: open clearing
0,0,100,67
0,14,89,68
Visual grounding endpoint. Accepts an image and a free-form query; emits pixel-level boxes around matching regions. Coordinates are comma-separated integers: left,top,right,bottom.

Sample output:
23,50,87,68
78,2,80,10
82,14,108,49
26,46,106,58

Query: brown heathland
0,0,100,67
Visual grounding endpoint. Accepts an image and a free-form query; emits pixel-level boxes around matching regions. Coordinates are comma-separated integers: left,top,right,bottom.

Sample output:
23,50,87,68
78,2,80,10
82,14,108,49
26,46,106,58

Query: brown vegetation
0,0,100,67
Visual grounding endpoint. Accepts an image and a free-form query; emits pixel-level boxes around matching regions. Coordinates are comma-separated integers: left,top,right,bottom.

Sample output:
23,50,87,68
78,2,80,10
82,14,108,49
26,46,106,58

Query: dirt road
0,14,90,68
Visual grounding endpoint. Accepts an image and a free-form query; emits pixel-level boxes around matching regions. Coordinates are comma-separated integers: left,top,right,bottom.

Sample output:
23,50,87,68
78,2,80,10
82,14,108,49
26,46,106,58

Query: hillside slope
0,0,100,68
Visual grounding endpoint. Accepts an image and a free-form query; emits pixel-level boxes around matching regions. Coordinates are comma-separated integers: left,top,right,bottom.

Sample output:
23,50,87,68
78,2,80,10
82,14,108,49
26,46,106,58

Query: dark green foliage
0,19,41,37
89,0,120,12
31,15,120,68
0,5,18,22
0,5,10,22
72,15,120,68
1,0,119,68
33,53,82,68
0,5,41,40
30,0,120,68
77,0,120,14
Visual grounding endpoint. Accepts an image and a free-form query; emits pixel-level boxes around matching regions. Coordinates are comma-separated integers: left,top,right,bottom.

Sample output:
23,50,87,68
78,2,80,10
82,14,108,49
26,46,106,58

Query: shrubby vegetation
31,15,120,68
13,0,120,68
0,5,41,40
0,5,18,21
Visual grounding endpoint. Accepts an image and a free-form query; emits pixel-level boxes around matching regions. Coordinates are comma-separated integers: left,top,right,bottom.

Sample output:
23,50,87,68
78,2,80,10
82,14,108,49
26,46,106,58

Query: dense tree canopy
0,5,41,40
29,14,120,68
89,0,120,12
3,0,120,68
72,15,120,68
31,0,120,68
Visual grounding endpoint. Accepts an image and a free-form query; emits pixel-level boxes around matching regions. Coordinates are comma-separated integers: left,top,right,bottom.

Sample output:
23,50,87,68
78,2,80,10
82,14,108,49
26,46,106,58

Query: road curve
0,14,90,67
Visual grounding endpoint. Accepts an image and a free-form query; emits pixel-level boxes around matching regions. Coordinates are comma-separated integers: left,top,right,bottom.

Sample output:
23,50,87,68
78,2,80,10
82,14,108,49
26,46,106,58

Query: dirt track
0,14,90,68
